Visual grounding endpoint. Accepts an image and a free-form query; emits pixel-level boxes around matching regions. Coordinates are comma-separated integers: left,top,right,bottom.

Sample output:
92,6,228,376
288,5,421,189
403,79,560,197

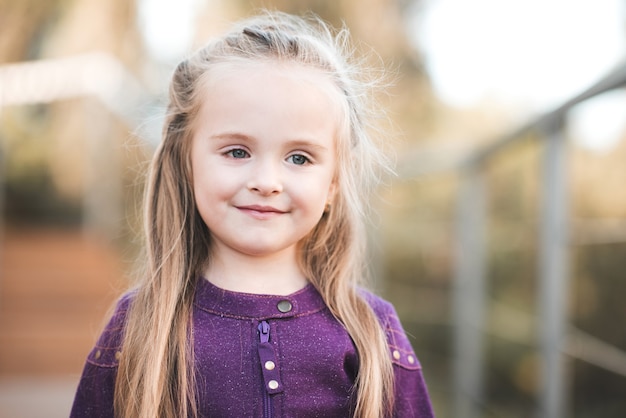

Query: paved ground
0,377,79,418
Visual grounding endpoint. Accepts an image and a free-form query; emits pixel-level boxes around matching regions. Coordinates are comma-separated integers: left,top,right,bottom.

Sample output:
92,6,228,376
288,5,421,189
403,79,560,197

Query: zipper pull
258,320,270,344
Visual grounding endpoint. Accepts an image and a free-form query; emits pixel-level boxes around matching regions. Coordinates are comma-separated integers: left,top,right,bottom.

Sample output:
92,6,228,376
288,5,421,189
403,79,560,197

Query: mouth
236,205,287,219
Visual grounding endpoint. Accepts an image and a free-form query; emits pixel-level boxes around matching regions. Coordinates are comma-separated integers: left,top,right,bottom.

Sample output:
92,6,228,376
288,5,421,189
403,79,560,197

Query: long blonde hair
115,11,394,418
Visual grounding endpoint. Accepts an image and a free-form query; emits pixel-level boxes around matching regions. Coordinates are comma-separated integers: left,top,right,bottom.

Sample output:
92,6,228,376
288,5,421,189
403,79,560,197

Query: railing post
454,163,487,418
0,107,4,308
538,117,570,418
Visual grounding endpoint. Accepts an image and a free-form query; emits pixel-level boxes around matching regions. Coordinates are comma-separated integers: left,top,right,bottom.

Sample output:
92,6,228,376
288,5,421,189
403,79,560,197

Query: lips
236,204,286,220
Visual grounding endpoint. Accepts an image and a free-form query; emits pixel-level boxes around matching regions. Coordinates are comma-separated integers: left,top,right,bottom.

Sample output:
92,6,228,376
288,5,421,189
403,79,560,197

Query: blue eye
227,149,249,159
289,154,309,165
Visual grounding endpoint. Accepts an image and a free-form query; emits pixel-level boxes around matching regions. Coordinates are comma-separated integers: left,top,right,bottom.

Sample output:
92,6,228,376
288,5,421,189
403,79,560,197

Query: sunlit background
1,0,625,417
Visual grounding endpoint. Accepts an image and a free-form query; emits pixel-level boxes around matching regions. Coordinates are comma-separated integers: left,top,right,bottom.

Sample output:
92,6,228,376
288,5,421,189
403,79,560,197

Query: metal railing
445,61,626,418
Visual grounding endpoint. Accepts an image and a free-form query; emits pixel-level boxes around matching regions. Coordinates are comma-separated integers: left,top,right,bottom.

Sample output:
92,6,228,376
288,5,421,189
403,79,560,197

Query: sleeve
361,290,436,418
69,294,132,418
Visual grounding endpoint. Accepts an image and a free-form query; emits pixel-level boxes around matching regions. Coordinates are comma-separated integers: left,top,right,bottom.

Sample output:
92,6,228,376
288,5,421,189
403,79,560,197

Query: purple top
70,279,435,417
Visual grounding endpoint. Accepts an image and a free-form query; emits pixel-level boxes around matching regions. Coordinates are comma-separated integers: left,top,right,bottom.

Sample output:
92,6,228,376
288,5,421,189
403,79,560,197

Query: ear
326,177,338,207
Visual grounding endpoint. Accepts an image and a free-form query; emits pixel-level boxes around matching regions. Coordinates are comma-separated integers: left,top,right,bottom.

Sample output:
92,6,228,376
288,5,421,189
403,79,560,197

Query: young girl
70,11,434,418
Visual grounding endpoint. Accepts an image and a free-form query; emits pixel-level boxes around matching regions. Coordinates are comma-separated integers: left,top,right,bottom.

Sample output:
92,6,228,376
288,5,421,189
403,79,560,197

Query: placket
257,320,283,418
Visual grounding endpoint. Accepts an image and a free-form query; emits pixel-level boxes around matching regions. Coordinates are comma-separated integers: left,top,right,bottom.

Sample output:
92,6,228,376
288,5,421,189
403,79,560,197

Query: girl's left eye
288,154,310,165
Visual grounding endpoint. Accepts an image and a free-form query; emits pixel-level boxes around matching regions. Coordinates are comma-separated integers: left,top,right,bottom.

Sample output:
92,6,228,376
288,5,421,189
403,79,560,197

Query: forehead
198,60,345,112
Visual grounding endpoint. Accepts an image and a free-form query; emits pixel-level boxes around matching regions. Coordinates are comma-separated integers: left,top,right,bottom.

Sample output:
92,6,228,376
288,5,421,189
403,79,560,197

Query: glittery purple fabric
70,279,435,417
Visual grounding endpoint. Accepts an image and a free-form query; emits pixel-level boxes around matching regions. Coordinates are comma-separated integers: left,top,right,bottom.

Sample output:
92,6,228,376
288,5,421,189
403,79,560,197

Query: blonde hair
115,11,394,418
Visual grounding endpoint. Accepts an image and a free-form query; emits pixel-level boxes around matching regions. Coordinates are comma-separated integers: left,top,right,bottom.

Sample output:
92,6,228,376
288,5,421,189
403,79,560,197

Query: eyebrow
283,139,331,152
208,132,251,142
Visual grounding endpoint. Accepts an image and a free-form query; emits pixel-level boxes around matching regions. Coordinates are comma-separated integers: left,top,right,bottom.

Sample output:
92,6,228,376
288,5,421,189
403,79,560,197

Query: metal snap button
268,380,279,390
264,361,276,371
277,300,292,313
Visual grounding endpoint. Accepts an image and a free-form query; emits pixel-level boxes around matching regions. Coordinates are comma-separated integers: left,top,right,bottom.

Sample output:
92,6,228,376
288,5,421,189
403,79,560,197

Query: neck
203,246,308,296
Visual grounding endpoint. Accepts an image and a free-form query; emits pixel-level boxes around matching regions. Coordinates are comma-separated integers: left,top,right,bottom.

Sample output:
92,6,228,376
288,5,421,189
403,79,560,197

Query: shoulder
358,288,421,371
85,291,135,368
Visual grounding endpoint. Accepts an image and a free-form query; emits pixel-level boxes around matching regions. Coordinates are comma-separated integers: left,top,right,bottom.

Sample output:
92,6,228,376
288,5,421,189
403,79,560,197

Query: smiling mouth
237,205,286,219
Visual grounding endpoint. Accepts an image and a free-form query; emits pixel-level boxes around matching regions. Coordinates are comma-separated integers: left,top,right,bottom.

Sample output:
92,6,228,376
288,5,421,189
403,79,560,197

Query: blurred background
1,0,625,417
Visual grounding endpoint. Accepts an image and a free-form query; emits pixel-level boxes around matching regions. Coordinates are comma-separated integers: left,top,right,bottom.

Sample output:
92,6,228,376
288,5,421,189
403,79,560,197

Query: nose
247,159,283,195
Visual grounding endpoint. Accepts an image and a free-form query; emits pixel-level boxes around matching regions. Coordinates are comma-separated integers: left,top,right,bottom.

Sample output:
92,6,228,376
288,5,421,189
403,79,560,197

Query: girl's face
190,62,340,260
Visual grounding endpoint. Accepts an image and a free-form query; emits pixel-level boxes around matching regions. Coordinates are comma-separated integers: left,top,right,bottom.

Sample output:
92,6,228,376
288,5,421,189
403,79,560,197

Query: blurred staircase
0,228,125,376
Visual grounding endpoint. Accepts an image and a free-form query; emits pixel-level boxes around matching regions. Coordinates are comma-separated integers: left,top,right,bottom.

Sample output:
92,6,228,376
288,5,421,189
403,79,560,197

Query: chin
238,243,295,258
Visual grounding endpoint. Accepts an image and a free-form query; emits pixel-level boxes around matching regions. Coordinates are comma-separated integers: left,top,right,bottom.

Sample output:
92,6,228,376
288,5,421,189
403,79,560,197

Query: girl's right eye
225,148,249,159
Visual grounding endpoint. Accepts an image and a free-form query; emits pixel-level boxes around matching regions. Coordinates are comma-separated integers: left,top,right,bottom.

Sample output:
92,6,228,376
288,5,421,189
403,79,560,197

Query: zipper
259,320,270,344
258,320,274,418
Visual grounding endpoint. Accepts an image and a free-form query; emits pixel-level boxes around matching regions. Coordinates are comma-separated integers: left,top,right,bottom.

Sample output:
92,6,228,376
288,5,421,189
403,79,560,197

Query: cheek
192,170,221,214
193,162,231,193
300,178,336,212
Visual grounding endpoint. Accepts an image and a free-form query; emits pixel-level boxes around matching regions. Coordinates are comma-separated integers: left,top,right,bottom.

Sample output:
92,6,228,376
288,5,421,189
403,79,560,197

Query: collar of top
194,277,327,319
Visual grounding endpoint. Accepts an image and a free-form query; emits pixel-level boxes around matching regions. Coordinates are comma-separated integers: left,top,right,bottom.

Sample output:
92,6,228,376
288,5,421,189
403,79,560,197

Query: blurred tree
0,0,64,62
1,0,148,233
